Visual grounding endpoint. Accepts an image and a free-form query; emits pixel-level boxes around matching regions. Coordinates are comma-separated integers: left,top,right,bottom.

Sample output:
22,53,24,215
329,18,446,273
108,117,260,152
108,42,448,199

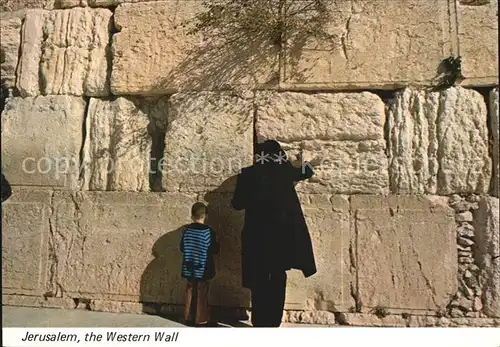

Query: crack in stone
409,231,439,309
340,15,352,61
48,190,59,297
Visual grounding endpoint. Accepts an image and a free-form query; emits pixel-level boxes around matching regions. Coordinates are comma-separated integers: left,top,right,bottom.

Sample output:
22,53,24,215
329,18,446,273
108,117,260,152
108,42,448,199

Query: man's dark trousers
251,271,287,327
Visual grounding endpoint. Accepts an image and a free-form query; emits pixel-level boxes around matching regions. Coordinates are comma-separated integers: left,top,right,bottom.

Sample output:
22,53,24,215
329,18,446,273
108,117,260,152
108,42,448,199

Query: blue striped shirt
181,225,216,279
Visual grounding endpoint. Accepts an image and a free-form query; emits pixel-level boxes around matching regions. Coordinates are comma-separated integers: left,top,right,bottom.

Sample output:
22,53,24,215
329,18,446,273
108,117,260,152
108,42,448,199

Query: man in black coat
231,140,317,327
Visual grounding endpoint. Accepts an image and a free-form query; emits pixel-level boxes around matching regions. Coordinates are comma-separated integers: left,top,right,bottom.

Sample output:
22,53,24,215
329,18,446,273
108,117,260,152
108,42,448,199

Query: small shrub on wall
188,0,333,48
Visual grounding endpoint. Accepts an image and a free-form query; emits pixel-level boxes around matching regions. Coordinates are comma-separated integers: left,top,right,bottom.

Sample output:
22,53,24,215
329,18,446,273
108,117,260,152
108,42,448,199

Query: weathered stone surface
491,88,499,197
16,8,112,97
163,92,253,193
0,0,54,12
256,91,388,194
474,197,500,317
111,1,278,95
89,300,143,313
2,190,51,295
458,224,475,238
458,237,475,247
280,0,455,90
0,16,22,88
55,0,88,8
456,212,473,223
83,97,168,192
388,87,491,195
352,195,457,314
1,96,86,188
2,295,75,309
284,311,336,325
49,191,197,303
56,0,165,7
285,195,352,311
458,0,499,86
336,313,407,327
407,316,438,327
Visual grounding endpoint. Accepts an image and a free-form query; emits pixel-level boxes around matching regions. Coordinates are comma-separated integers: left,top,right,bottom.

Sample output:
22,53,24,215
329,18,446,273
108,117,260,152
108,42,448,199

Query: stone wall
1,0,498,327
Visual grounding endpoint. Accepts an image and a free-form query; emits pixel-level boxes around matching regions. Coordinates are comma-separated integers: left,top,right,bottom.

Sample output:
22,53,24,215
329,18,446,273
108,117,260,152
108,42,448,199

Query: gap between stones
470,87,496,196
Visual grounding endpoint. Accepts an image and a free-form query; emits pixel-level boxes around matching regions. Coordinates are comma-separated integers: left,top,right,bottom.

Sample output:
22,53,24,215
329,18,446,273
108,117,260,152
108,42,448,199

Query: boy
180,202,219,327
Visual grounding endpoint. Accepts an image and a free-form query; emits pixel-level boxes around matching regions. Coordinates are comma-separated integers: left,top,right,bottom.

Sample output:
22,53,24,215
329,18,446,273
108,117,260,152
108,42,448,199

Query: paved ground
2,306,325,328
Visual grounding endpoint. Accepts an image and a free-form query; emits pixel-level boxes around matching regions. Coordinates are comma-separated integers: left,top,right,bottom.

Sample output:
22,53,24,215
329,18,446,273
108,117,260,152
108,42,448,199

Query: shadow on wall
139,176,250,323
1,172,12,203
152,1,332,91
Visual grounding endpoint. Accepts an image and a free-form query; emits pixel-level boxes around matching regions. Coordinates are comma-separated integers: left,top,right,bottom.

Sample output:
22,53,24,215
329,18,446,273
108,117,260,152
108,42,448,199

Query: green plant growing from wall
371,305,389,318
188,0,333,49
432,56,465,91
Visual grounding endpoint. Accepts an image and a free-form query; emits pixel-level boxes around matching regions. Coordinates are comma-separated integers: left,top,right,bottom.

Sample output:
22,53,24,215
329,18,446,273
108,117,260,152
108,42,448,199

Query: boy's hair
191,202,208,220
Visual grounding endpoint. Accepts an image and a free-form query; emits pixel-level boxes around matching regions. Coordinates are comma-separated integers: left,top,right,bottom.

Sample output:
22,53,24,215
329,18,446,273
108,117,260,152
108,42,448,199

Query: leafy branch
187,0,333,49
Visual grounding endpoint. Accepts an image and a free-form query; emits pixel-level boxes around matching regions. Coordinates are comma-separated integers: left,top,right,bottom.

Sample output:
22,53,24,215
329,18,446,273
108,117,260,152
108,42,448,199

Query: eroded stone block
280,0,455,90
256,91,388,194
352,195,457,314
50,192,197,302
285,194,353,311
1,96,86,188
458,0,499,86
163,92,254,193
388,87,491,195
111,1,278,94
0,0,54,12
56,0,165,7
84,97,168,192
0,16,22,88
474,197,500,318
2,189,51,295
16,8,112,97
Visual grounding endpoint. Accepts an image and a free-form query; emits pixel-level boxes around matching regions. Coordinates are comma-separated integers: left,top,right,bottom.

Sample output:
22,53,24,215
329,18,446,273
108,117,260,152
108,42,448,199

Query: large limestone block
49,191,197,302
0,16,22,88
0,0,54,12
255,91,388,194
163,92,254,193
352,195,457,314
285,194,353,311
56,0,164,7
16,8,112,97
280,0,456,90
1,96,86,188
83,97,168,192
111,1,278,94
388,87,491,195
458,0,499,86
474,197,500,317
491,88,499,197
2,189,51,296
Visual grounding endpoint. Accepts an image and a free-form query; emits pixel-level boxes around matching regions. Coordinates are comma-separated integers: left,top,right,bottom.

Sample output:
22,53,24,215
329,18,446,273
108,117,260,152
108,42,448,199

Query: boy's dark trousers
184,278,210,326
250,271,287,327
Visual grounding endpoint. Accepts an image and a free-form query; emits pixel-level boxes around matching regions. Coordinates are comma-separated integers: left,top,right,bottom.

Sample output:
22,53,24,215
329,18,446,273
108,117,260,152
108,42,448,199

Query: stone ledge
3,296,499,327
2,295,75,309
336,313,407,327
337,313,500,327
